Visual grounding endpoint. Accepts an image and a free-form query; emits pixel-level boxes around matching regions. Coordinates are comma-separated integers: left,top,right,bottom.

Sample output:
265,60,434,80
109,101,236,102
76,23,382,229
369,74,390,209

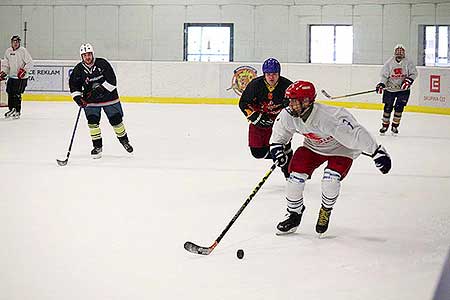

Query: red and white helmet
80,43,94,56
285,80,317,103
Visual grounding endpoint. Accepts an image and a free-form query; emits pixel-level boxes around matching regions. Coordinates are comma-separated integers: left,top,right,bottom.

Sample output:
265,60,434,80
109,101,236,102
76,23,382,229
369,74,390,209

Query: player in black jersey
238,58,293,178
69,43,133,158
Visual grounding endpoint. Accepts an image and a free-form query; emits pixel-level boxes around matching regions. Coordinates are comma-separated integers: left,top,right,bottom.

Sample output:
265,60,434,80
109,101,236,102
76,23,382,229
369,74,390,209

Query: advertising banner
26,65,74,92
418,68,450,108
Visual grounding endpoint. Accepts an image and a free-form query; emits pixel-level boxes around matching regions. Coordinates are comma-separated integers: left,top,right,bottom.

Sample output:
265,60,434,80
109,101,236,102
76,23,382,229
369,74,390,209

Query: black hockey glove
74,95,87,108
247,111,273,128
372,145,391,174
376,82,385,94
401,77,414,90
85,84,106,102
270,144,288,167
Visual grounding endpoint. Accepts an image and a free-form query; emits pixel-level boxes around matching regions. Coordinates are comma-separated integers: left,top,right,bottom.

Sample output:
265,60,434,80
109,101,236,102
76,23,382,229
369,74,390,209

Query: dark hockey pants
6,78,28,113
381,90,410,128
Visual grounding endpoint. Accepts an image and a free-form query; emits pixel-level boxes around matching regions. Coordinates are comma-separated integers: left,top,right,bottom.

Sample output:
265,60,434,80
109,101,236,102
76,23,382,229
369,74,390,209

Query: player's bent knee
87,114,100,124
286,172,308,200
250,147,270,159
321,169,341,199
108,113,123,126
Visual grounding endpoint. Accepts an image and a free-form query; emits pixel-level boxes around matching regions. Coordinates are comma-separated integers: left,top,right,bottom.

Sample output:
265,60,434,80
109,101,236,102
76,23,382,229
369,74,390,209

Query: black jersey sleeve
238,78,259,117
69,63,83,100
96,58,117,92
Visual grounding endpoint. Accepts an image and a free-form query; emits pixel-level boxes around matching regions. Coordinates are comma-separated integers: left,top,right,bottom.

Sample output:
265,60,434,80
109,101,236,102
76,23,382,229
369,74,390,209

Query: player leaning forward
269,80,392,235
69,43,133,158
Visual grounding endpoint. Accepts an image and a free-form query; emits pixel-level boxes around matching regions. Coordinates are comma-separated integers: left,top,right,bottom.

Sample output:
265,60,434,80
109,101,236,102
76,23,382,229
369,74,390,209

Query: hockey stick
56,107,82,166
321,89,376,100
184,163,277,255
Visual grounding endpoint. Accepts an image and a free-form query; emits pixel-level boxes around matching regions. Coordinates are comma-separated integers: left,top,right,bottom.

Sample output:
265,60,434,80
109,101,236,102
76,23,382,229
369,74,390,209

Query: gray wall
1,0,450,64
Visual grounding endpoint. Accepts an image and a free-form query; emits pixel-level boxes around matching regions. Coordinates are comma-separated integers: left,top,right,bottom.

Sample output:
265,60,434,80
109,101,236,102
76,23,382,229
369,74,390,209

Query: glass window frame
308,24,353,64
183,23,234,62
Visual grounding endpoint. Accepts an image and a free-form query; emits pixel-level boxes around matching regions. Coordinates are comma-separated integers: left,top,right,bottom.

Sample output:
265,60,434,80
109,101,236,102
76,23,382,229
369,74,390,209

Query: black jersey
69,57,119,106
238,75,292,121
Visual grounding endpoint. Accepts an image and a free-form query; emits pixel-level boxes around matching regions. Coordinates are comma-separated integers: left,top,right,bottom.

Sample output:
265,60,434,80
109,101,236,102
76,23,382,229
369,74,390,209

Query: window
183,23,234,62
309,25,353,64
423,25,449,66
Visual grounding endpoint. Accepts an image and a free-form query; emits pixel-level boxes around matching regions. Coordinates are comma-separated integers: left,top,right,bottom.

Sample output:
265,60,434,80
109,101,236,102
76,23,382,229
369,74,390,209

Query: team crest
227,66,257,96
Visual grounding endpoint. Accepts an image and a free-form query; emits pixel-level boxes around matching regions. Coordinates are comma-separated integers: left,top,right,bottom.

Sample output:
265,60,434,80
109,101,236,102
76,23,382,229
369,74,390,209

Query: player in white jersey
269,80,392,235
0,35,33,119
376,44,417,134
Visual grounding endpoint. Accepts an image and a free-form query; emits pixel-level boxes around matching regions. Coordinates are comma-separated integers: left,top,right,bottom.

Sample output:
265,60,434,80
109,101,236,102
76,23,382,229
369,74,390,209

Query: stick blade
321,89,332,99
184,241,212,255
56,159,68,166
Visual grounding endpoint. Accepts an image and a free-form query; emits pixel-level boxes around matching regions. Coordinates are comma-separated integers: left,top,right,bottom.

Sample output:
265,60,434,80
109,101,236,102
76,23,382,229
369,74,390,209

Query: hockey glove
401,77,414,90
270,144,288,167
247,111,273,128
372,145,391,174
0,71,6,81
17,68,26,79
74,95,88,108
376,82,385,94
85,84,106,102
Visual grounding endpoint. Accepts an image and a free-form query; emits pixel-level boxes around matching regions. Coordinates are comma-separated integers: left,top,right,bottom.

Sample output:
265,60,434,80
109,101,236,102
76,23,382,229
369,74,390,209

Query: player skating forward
376,44,417,135
238,58,293,178
0,35,33,119
270,80,391,235
69,43,133,158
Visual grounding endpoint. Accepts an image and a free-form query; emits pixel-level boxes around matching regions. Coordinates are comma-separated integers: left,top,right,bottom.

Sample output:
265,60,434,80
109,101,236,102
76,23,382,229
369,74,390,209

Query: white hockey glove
372,145,391,174
270,144,288,167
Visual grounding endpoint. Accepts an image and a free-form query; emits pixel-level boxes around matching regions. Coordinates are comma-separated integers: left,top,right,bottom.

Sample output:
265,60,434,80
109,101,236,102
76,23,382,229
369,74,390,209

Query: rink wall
19,60,450,115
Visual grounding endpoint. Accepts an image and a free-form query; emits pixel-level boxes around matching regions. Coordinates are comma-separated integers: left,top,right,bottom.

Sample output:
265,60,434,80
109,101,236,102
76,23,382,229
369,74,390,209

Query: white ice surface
1,102,449,300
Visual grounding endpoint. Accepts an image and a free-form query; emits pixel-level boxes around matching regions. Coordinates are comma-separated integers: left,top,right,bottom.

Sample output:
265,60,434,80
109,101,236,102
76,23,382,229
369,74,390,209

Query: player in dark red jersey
69,43,133,158
238,58,293,178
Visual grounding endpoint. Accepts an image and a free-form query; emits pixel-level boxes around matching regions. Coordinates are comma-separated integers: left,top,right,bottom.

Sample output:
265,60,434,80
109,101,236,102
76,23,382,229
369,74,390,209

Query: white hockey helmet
394,44,405,58
80,43,94,56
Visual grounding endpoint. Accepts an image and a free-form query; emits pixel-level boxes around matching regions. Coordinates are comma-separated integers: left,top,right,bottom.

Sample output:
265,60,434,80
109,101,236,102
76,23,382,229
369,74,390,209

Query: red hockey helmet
285,80,316,102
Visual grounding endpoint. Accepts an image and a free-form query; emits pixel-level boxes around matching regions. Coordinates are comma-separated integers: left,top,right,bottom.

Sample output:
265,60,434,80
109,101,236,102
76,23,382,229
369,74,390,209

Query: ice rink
1,101,449,300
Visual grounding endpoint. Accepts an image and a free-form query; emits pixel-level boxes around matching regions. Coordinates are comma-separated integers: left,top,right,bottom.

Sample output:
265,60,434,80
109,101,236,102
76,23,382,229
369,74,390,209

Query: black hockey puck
237,249,244,259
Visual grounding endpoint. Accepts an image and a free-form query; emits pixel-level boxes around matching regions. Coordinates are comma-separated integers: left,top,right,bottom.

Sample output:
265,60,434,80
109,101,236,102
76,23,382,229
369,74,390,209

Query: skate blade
276,227,298,236
92,153,102,159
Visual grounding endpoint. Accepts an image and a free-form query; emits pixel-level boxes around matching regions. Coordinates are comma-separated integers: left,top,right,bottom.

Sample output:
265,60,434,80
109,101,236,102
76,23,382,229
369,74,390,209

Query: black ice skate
391,125,399,135
91,146,102,159
121,141,133,153
316,206,332,236
4,108,16,118
276,206,305,235
379,125,388,135
10,111,20,119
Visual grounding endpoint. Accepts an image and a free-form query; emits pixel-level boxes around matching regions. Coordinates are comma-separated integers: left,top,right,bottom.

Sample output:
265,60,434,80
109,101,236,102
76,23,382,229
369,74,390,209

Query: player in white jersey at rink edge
376,44,418,135
269,80,392,236
0,35,33,119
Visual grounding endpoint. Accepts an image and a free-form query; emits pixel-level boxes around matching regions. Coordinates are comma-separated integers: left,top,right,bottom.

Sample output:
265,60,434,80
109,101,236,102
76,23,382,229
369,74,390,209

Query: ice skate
316,206,332,237
91,146,102,159
4,108,16,119
391,125,398,135
10,111,20,119
379,125,388,135
276,206,305,235
121,140,133,153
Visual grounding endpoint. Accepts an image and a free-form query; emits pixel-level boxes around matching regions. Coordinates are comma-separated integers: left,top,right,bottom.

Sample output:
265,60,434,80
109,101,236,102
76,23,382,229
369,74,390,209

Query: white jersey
2,46,33,79
380,56,417,92
270,103,379,159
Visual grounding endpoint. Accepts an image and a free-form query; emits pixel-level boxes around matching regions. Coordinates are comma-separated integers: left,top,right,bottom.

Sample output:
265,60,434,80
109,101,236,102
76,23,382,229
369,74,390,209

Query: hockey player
0,35,33,119
270,80,391,235
69,43,133,158
238,57,293,178
376,44,417,134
